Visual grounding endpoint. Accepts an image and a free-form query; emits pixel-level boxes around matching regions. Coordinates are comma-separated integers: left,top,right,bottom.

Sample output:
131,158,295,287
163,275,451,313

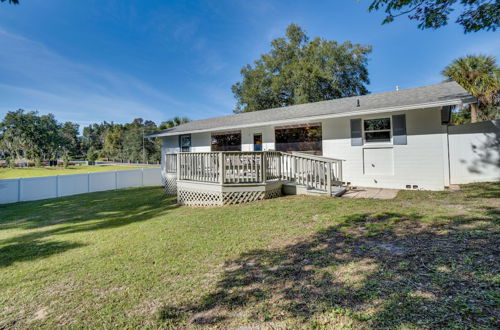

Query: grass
0,183,498,328
0,165,158,179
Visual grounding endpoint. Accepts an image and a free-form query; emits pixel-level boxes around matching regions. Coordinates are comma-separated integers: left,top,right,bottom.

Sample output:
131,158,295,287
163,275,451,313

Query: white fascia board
153,99,466,137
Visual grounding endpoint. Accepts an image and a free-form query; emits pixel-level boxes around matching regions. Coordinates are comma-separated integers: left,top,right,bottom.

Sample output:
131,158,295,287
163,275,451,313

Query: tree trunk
470,103,479,123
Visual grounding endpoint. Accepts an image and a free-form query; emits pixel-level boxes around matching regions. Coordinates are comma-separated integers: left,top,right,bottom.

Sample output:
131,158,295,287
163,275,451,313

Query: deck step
282,182,346,197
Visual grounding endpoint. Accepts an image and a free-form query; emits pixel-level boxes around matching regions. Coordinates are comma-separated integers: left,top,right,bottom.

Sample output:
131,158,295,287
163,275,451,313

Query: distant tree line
0,110,188,166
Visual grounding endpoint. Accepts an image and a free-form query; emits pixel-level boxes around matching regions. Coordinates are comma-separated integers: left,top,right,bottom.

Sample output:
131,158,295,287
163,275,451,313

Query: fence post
87,173,91,193
219,152,225,184
56,175,59,197
326,162,332,197
115,171,118,190
18,178,22,202
141,168,144,186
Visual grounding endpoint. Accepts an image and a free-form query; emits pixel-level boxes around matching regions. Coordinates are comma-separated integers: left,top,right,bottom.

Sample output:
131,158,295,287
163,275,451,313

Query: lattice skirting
222,186,282,206
177,186,282,207
163,173,177,196
177,188,222,207
264,187,282,199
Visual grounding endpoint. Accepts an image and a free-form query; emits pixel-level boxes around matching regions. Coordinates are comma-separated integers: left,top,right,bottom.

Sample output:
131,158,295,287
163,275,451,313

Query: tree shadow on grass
159,211,499,328
0,240,85,267
0,186,178,267
0,187,177,231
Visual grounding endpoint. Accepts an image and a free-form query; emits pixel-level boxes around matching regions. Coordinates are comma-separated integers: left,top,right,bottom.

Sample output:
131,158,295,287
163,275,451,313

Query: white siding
192,132,211,152
448,120,500,184
363,148,394,175
159,108,500,191
241,126,276,151
322,107,447,190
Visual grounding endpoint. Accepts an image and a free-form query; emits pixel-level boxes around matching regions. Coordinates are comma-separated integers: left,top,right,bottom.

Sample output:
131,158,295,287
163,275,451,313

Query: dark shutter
350,118,363,146
392,114,407,145
441,106,452,124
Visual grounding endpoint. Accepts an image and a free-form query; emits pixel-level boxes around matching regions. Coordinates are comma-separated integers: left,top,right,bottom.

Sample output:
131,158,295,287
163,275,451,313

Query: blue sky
0,0,498,128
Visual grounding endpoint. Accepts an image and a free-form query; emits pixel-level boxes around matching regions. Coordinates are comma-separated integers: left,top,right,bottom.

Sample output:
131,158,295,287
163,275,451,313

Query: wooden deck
164,151,344,206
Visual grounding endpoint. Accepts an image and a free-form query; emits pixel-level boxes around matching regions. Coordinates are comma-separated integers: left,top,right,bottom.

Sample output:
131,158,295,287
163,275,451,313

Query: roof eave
151,98,471,138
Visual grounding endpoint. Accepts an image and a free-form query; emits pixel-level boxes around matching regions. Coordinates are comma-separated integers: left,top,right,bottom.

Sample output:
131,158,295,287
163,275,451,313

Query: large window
364,118,391,143
211,131,241,151
275,123,322,154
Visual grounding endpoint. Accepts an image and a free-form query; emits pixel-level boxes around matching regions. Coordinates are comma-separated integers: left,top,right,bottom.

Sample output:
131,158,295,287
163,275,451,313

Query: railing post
219,152,225,184
338,160,343,186
277,152,282,180
260,152,266,182
176,153,181,179
326,162,332,197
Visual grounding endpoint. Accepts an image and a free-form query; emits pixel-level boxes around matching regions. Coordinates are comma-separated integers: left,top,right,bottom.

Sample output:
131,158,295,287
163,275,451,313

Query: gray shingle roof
148,81,473,137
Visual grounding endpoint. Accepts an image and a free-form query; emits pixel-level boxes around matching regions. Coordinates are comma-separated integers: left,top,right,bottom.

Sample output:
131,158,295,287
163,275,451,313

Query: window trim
362,117,392,144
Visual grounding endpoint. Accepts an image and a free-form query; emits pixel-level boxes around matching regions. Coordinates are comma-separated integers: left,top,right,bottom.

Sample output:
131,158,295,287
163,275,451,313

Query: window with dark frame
211,131,242,151
179,134,191,152
274,123,322,155
364,118,391,143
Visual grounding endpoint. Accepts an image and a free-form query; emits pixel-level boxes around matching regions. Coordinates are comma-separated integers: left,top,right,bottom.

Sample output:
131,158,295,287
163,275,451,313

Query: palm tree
159,117,190,130
442,55,500,123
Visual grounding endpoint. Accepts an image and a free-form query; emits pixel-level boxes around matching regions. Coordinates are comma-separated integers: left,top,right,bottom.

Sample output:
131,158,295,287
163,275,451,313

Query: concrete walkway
341,187,399,199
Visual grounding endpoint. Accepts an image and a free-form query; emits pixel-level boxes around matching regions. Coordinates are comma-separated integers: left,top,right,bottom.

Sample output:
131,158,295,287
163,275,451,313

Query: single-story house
149,81,498,194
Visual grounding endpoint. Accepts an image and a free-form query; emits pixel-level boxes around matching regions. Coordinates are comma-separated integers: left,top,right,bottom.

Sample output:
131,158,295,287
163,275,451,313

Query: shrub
87,147,97,165
63,153,70,168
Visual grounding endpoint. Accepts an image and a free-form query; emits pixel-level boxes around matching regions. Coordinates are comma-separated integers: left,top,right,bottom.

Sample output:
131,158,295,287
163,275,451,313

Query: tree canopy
442,54,500,122
231,24,372,113
0,111,190,164
0,110,72,161
159,116,190,130
369,0,500,33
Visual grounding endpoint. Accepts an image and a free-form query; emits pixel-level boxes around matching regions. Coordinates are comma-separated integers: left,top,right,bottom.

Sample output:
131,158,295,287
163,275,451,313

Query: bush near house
0,183,498,328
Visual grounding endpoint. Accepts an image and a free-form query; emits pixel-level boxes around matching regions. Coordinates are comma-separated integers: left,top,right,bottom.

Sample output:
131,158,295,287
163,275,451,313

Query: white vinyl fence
448,120,500,184
0,167,162,205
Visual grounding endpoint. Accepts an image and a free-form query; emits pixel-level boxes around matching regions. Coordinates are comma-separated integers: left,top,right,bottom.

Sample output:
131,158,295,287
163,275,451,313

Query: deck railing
166,151,343,193
178,152,220,183
282,152,343,192
165,153,177,173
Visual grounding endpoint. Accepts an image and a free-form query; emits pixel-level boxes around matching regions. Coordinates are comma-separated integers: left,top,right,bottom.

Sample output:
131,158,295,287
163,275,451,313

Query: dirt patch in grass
160,211,500,328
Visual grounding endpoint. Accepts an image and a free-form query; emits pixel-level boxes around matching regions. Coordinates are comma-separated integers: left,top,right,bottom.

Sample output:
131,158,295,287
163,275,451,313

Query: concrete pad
342,187,399,200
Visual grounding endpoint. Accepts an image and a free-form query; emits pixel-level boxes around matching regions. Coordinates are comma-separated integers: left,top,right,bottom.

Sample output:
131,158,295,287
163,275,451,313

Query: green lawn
0,183,498,328
0,165,158,179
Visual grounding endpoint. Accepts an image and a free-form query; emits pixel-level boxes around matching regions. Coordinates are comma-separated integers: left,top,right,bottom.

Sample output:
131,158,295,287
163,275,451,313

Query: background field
0,165,159,179
0,183,498,328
